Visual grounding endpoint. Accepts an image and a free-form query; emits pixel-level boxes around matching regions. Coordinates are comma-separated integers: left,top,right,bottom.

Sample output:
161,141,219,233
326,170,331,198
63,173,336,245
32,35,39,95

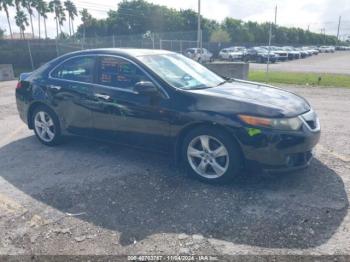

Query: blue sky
1,0,349,39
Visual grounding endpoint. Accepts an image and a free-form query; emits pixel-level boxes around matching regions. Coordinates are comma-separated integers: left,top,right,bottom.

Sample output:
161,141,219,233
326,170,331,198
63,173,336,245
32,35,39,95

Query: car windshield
138,53,224,90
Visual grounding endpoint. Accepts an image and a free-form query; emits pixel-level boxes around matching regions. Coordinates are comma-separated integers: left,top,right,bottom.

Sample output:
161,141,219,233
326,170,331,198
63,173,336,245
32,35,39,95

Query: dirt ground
0,80,349,260
250,51,350,75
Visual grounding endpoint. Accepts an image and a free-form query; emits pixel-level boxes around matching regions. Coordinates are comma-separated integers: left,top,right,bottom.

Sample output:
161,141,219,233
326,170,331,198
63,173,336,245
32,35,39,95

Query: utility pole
274,5,278,24
336,16,342,46
266,5,277,82
197,0,201,49
323,28,326,44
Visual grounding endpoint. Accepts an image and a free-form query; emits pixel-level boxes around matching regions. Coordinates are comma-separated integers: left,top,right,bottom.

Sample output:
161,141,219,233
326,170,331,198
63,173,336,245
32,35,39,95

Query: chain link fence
0,29,348,75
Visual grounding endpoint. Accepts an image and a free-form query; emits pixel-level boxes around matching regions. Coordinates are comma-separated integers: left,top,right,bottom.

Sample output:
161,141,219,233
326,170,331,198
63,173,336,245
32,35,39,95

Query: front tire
32,105,62,146
182,127,242,183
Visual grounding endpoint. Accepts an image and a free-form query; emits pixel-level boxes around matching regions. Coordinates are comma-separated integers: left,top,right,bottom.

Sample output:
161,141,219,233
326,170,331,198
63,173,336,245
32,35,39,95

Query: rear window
51,56,95,83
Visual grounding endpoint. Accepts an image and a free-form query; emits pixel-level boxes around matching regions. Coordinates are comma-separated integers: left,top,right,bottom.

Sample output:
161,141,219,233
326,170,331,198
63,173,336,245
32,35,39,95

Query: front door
91,56,172,152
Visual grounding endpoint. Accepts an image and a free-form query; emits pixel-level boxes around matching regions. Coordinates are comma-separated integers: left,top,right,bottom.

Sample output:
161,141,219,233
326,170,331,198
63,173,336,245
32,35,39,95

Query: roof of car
63,48,174,58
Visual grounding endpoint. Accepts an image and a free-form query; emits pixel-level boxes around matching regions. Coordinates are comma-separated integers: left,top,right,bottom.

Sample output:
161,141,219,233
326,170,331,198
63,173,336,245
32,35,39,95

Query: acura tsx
16,49,320,183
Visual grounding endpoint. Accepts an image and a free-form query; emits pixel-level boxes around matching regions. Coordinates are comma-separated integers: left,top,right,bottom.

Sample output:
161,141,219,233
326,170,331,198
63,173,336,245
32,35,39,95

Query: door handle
94,93,111,101
48,85,62,91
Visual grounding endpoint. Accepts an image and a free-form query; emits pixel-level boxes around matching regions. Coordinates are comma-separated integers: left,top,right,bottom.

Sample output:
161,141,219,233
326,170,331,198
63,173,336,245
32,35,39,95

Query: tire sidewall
32,105,62,146
181,126,241,184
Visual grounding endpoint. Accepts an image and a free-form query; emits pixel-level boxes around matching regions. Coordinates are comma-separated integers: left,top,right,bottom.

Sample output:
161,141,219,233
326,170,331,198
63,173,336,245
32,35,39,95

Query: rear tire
182,126,242,184
32,105,62,146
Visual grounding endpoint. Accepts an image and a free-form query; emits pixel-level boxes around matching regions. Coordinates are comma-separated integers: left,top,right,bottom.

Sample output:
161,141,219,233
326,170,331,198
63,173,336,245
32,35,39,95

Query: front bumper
234,116,321,172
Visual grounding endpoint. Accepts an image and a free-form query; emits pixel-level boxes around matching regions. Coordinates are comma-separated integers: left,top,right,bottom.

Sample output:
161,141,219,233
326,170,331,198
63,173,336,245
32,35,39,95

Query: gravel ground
0,80,349,259
250,51,350,75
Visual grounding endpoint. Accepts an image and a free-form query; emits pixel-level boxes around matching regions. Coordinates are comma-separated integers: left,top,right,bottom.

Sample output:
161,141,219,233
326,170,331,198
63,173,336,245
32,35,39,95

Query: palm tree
49,0,65,38
21,0,35,38
33,0,46,39
37,0,49,39
80,8,92,37
14,0,20,10
15,9,29,39
58,7,66,35
14,0,24,37
64,0,77,37
0,0,14,39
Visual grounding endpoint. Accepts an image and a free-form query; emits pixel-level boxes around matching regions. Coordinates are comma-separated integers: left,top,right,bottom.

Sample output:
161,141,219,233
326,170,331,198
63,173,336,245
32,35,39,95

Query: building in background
4,33,37,40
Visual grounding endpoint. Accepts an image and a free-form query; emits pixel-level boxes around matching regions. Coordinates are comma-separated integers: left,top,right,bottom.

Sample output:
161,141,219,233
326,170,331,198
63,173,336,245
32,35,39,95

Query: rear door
90,55,172,151
48,55,97,135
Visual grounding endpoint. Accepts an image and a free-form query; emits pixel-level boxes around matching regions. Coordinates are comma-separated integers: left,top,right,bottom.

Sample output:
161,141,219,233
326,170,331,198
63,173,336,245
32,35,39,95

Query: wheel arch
174,121,244,167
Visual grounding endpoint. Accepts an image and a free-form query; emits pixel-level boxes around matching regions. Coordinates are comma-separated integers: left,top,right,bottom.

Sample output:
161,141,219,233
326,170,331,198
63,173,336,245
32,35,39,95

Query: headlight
238,114,303,131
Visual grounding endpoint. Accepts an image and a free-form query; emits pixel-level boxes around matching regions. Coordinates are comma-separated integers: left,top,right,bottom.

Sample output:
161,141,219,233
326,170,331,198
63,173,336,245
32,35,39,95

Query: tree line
0,0,78,39
0,0,343,45
75,0,340,45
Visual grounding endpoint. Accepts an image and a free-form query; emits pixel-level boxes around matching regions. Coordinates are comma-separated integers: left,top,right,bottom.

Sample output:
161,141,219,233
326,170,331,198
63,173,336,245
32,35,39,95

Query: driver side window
97,56,150,90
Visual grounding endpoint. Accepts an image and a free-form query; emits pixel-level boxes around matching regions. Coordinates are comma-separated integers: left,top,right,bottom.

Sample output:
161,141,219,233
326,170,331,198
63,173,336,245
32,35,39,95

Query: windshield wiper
216,77,235,87
217,80,228,86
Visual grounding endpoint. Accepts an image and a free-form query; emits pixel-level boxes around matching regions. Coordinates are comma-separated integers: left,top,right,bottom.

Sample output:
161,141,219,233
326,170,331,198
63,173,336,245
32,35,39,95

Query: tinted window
52,56,95,83
97,56,150,89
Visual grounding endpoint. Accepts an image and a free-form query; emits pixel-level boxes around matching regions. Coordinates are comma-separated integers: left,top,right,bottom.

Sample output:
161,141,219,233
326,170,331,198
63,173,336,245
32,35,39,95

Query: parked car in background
318,46,335,53
304,48,314,56
282,46,301,60
185,48,213,63
245,47,277,63
260,46,288,61
15,48,321,183
302,46,319,55
218,47,246,61
336,46,350,51
230,46,247,56
294,47,310,58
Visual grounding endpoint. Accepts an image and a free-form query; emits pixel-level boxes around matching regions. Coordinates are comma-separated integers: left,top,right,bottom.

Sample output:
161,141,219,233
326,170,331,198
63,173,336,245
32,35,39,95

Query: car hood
185,80,310,118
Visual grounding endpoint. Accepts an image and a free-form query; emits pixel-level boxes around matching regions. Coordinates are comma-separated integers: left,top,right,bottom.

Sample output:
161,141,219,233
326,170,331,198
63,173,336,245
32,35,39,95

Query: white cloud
0,0,349,39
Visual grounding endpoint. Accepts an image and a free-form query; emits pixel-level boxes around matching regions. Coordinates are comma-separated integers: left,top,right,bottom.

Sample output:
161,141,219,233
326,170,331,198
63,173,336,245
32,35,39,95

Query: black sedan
16,49,320,183
245,47,277,63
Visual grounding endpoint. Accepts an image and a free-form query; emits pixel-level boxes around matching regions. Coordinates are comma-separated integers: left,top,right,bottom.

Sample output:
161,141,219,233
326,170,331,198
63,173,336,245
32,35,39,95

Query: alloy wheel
187,135,229,179
34,111,56,142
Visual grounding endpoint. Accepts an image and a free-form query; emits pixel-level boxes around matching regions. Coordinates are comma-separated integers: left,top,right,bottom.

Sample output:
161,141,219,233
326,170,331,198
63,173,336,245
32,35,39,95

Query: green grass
248,71,350,88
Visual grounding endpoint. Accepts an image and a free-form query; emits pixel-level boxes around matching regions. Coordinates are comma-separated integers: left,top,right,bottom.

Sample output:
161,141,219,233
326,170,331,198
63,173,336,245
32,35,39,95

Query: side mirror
134,81,158,95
